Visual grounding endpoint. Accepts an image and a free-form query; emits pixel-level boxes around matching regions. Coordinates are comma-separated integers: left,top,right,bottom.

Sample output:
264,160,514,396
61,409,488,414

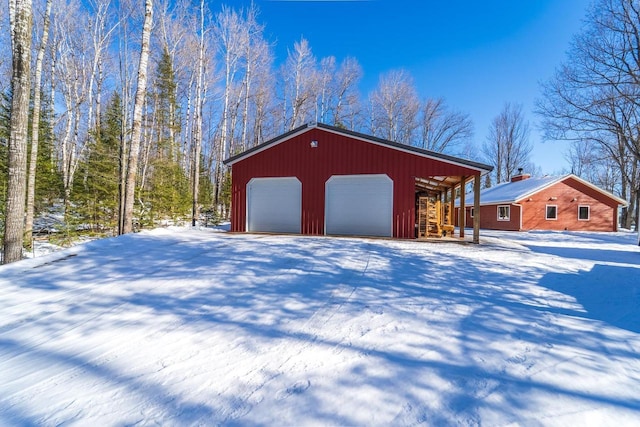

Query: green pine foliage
154,48,180,138
138,48,191,226
220,169,232,218
198,154,214,210
32,96,63,212
2,90,62,244
142,159,191,225
483,173,492,189
197,154,217,225
71,92,122,234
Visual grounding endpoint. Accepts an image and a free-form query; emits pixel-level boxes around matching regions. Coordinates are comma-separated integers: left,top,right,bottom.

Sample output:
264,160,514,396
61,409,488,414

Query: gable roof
223,122,493,174
457,174,627,207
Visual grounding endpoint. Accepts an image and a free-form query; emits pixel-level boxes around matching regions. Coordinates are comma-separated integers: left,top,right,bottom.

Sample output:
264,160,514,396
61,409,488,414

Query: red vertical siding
230,128,480,238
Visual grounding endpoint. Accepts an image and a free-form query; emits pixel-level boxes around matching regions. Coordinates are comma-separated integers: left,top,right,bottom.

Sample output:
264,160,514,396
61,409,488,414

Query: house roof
456,174,627,207
223,122,494,174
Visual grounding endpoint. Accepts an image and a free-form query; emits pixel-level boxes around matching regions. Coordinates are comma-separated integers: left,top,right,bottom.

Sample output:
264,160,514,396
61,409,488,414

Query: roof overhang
415,176,471,193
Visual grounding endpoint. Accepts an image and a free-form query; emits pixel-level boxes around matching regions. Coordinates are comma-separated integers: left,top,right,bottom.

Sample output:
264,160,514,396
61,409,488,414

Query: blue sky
219,0,592,175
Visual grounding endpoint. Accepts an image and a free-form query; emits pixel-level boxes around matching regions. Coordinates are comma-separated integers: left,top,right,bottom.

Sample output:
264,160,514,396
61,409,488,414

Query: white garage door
247,177,301,233
325,174,393,237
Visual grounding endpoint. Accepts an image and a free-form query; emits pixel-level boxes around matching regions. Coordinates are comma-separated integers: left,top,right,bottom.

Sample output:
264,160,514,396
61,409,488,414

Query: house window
578,205,590,221
470,207,474,218
546,205,558,220
497,205,510,221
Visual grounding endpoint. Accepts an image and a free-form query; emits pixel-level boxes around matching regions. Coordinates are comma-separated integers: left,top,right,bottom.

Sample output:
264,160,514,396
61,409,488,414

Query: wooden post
458,176,466,238
473,174,481,244
449,187,455,227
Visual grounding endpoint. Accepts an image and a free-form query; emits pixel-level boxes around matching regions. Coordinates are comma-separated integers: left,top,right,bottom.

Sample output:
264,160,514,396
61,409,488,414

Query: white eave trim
224,125,313,166
316,125,492,175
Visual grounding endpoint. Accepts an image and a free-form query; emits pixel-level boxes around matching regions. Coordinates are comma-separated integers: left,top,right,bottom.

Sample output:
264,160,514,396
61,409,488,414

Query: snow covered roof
456,174,627,207
477,175,562,205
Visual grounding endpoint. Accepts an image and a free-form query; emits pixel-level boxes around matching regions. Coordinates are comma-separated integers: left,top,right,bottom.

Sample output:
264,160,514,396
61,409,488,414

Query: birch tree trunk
191,0,205,226
215,6,244,160
25,0,52,250
122,0,153,234
117,0,134,234
3,0,33,264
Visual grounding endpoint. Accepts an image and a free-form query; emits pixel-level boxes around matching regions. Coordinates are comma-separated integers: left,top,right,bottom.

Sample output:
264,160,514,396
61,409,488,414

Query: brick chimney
511,168,531,182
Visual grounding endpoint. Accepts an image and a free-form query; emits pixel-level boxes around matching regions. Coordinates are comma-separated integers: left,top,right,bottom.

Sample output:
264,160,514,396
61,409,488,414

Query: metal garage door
325,174,393,237
247,177,301,233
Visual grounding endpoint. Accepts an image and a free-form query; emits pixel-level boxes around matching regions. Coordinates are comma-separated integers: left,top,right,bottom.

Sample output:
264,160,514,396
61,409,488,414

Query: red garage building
223,123,493,241
456,172,627,232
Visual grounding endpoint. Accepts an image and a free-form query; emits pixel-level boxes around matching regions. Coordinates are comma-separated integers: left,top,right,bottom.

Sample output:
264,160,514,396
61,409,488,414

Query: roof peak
224,122,494,173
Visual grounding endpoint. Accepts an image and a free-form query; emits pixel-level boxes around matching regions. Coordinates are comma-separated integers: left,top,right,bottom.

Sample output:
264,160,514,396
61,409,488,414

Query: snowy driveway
1,228,640,425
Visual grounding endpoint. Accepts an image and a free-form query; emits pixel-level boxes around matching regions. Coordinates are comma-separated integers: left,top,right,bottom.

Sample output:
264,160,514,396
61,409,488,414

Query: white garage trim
246,177,301,233
325,174,393,237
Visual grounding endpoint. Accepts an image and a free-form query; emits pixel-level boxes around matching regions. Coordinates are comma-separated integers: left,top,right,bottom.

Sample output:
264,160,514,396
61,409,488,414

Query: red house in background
456,172,627,232
224,123,493,241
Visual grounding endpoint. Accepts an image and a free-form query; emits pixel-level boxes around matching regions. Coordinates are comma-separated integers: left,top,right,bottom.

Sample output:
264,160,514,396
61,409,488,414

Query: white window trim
578,205,590,221
470,207,474,218
497,205,510,221
546,204,558,221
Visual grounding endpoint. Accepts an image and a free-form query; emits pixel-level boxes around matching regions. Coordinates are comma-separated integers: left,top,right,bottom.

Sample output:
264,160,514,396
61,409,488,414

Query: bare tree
51,0,87,209
537,0,640,226
234,34,275,147
565,139,601,178
49,0,115,214
333,57,362,129
116,0,136,234
419,97,473,155
214,5,246,160
281,37,317,131
191,0,206,226
122,0,153,234
3,0,33,263
483,102,532,183
246,35,273,146
238,4,267,151
368,69,419,144
316,55,335,124
24,0,52,250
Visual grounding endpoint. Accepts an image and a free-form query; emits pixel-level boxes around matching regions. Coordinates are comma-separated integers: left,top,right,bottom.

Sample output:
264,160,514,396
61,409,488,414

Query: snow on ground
1,227,639,426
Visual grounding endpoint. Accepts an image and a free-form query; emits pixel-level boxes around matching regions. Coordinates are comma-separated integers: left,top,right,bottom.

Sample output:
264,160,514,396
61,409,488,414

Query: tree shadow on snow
4,230,640,424
0,337,217,425
537,264,640,334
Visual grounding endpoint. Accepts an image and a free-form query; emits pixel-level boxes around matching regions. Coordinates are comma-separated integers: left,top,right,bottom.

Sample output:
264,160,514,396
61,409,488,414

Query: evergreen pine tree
197,153,216,225
142,48,191,225
483,173,492,189
72,93,122,233
220,169,232,219
33,95,63,214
